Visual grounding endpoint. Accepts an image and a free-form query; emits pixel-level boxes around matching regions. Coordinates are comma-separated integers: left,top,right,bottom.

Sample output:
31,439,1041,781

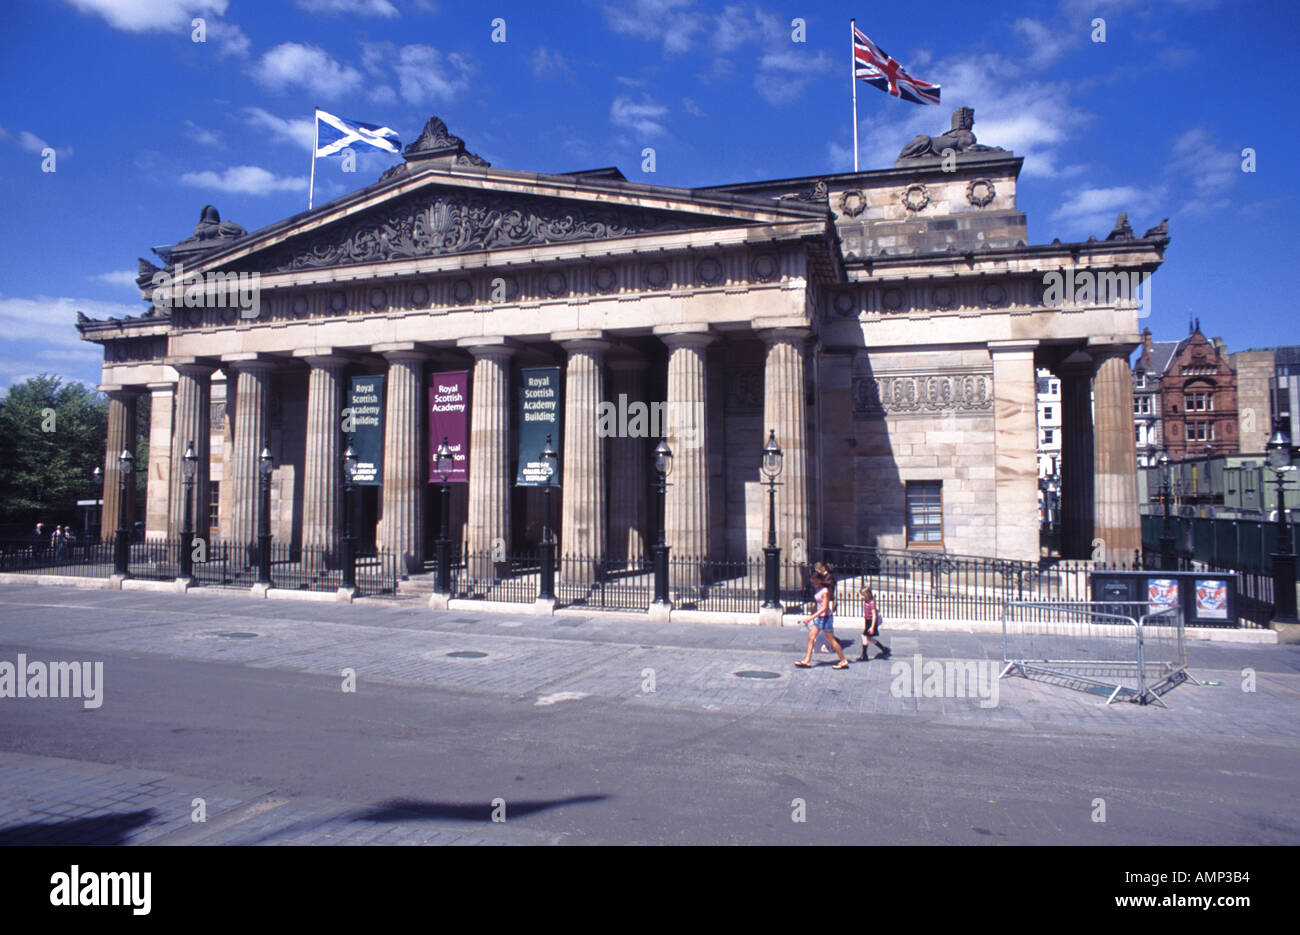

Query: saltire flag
314,109,402,156
853,25,940,105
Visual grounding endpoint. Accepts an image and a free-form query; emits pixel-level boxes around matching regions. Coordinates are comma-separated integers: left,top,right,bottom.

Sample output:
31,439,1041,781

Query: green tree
0,374,109,527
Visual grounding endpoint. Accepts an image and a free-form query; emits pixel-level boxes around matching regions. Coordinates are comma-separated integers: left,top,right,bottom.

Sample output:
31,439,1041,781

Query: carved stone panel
853,371,994,419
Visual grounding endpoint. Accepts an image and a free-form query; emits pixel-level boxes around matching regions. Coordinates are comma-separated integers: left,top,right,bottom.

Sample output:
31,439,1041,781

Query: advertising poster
1147,578,1179,617
516,366,561,486
346,374,385,485
428,370,469,484
1195,579,1229,620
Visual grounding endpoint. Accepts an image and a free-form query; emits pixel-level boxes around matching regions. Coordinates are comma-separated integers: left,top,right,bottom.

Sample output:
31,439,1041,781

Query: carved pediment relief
240,187,736,274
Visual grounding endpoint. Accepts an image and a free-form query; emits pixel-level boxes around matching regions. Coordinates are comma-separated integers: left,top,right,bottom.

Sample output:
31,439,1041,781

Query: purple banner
429,370,469,484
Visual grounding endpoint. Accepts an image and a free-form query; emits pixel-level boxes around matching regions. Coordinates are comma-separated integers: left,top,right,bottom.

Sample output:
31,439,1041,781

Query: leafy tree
0,375,109,528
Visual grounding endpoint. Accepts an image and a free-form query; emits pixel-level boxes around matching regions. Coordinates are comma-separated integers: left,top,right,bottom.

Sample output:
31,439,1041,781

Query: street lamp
1266,419,1298,625
760,429,783,609
341,445,358,592
256,446,273,586
538,434,558,602
113,448,134,576
434,436,454,597
1158,451,1175,571
651,438,673,607
91,466,102,542
179,441,198,581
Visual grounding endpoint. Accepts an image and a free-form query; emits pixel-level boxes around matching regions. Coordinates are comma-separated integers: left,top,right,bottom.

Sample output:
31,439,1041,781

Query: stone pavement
1,582,1297,845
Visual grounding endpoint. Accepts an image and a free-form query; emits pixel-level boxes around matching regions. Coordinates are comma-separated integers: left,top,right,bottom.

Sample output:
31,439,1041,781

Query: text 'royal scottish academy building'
77,110,1166,586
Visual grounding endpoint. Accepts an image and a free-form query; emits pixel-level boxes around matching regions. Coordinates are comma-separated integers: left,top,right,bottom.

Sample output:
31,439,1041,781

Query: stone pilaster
226,357,275,563
101,387,140,543
377,345,426,576
1058,349,1095,560
144,383,174,540
558,336,609,583
989,340,1040,563
462,339,514,578
608,357,649,564
169,362,214,541
659,329,712,569
1092,342,1142,561
762,328,809,584
297,353,347,559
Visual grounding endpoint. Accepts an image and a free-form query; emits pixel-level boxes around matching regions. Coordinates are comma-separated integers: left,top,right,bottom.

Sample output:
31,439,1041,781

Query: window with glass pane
208,481,220,531
906,481,943,545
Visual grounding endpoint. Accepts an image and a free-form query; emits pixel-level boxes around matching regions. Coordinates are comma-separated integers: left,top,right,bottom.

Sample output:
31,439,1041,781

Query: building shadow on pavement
358,794,608,823
0,808,155,845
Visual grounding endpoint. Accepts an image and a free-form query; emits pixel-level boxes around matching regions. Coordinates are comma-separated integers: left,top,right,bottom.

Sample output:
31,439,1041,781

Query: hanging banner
347,374,385,485
516,366,562,486
429,370,469,483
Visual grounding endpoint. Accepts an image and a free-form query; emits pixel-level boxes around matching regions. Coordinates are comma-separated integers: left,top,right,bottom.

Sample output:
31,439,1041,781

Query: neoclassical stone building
78,112,1165,574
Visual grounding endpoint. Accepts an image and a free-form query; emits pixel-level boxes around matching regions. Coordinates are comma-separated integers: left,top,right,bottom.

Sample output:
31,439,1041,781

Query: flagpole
850,19,859,173
308,106,318,211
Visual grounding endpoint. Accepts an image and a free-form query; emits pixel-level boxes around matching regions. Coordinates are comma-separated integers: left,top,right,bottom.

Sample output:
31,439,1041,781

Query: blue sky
1,0,1296,393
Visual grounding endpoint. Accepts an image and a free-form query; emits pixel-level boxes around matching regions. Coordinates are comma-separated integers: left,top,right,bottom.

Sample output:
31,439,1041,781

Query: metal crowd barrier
1000,600,1195,707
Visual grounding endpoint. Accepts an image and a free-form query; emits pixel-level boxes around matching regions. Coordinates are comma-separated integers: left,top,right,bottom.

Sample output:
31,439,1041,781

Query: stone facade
77,111,1162,573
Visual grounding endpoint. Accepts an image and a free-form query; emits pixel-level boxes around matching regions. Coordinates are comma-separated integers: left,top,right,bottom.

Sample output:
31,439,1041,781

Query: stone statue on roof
897,107,1006,160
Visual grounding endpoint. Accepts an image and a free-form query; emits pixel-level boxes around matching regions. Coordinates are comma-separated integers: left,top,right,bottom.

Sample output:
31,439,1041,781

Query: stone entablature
852,369,994,419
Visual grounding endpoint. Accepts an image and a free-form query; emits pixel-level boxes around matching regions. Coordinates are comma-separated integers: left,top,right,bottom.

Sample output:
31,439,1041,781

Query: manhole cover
216,632,259,639
734,670,781,680
446,651,488,659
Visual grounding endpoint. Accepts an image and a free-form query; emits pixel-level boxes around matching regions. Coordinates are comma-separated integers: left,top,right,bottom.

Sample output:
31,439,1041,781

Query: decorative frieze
103,334,167,364
852,370,994,418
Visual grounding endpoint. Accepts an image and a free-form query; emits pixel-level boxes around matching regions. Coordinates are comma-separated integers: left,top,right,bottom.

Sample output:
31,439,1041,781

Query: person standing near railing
857,584,891,662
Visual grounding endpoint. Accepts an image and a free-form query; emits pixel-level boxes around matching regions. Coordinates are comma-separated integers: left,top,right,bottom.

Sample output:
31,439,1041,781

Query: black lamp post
179,441,198,581
760,429,784,609
256,447,273,586
538,434,558,602
652,438,673,607
113,448,134,576
1158,450,1176,571
341,445,358,592
434,436,454,596
1266,420,1298,625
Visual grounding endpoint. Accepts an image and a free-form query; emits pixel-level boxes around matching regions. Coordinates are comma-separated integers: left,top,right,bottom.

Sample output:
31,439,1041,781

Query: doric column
296,352,347,559
461,339,514,577
168,361,215,541
145,382,174,540
1058,349,1095,560
989,340,1040,563
1092,342,1143,560
608,357,649,564
101,387,140,543
558,335,609,582
377,345,426,576
762,328,809,584
226,356,275,563
659,329,712,567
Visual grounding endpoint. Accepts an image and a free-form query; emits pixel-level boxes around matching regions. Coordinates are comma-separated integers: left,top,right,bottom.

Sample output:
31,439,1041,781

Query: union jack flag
853,25,940,105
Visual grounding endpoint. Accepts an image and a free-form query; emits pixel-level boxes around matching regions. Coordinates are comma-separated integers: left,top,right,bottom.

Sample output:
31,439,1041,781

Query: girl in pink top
857,584,891,662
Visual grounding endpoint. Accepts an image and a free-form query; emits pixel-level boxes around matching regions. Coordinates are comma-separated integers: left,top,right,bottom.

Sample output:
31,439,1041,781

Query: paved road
0,583,1297,845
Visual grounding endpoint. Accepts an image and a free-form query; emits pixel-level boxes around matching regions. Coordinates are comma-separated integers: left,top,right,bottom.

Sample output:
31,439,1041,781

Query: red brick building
1155,322,1238,459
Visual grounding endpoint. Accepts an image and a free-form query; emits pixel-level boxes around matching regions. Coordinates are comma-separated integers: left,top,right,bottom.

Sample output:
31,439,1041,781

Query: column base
428,592,451,610
532,597,557,616
173,577,195,593
648,601,672,622
249,582,270,598
108,574,128,590
757,606,786,627
337,587,358,604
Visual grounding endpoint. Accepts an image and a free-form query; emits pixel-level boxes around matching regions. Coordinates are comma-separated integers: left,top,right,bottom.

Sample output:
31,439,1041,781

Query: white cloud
682,96,706,117
243,107,315,151
16,131,73,159
528,45,571,79
208,19,250,58
252,42,363,98
295,0,399,16
180,165,307,195
390,44,473,104
754,47,833,106
1169,126,1239,205
603,0,705,55
0,294,144,348
1050,185,1163,238
89,271,139,287
1012,18,1075,69
610,94,670,139
62,0,228,31
184,120,221,147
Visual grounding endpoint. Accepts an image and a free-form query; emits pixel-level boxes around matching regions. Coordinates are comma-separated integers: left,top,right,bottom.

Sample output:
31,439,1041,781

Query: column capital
457,336,517,358
165,356,219,375
98,384,144,399
987,339,1039,353
1087,335,1142,358
145,381,176,393
222,352,280,373
758,326,810,347
560,337,611,356
552,328,605,343
293,348,353,367
373,342,428,362
657,327,714,349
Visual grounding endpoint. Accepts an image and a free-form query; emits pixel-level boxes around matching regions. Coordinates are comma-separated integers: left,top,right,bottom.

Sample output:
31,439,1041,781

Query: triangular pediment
188,164,829,278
